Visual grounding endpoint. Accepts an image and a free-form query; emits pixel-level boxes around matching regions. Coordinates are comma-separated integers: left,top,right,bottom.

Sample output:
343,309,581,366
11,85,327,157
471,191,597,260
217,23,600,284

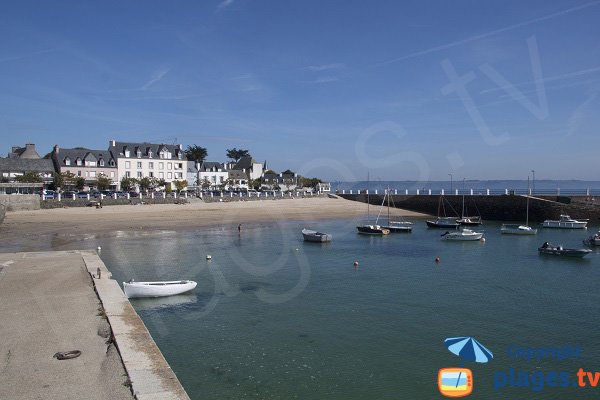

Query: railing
338,188,600,196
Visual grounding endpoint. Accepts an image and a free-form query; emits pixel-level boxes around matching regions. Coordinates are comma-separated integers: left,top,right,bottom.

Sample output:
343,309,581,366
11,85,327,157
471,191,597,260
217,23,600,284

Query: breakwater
339,193,600,223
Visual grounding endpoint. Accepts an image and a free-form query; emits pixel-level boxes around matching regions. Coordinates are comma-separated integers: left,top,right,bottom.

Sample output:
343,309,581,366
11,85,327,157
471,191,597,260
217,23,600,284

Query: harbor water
90,218,600,399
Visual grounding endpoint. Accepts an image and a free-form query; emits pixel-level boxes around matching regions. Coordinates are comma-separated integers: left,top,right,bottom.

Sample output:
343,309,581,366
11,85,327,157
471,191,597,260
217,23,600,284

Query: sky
1,0,599,181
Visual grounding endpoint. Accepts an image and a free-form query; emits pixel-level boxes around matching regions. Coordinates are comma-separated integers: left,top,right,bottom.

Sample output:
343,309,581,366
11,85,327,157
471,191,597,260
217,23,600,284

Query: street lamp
531,170,535,194
448,173,453,194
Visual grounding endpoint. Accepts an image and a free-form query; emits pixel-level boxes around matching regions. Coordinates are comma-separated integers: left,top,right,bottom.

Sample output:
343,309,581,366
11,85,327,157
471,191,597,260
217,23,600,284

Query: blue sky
1,0,599,181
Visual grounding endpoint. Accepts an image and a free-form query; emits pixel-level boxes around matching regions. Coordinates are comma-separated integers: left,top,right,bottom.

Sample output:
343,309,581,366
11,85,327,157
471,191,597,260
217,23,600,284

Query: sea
25,215,599,399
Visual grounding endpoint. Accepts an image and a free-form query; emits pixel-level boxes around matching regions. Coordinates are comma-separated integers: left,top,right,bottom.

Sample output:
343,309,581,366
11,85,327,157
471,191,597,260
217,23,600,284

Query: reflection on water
129,294,198,312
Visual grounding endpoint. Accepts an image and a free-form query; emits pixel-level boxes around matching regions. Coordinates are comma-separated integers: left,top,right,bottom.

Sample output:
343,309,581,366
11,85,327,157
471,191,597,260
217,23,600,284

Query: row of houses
0,141,315,192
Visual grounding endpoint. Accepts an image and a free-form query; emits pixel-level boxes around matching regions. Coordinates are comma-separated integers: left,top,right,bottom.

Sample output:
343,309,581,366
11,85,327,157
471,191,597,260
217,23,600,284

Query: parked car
100,190,114,197
62,191,76,198
115,191,127,198
41,190,56,199
77,191,89,199
128,191,140,198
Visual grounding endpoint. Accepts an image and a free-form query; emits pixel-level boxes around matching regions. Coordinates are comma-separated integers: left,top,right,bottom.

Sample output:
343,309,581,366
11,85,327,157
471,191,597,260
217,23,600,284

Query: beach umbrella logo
438,336,493,397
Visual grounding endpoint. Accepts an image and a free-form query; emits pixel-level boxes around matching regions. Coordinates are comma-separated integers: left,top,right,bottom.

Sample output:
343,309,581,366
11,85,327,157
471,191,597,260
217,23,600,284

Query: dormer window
109,160,115,167
178,152,182,160
125,150,130,157
137,150,141,158
148,150,153,158
76,158,82,166
65,157,71,166
99,159,105,167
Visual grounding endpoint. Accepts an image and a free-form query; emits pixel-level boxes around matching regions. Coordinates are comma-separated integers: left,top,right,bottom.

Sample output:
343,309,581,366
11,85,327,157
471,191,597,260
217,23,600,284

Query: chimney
53,144,59,154
110,139,116,147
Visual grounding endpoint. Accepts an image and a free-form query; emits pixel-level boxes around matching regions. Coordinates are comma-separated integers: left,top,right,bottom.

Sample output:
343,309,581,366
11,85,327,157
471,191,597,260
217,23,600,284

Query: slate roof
54,148,116,168
199,161,224,172
0,158,55,174
109,141,185,160
228,170,247,180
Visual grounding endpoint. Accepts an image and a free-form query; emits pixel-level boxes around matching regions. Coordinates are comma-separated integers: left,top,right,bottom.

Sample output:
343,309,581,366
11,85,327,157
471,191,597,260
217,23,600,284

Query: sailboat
378,188,412,233
356,175,390,235
426,196,460,228
501,195,537,235
457,193,482,226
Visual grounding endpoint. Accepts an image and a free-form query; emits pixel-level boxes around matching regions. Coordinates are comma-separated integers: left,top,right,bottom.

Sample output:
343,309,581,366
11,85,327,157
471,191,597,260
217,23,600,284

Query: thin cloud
374,0,600,66
567,92,598,137
140,67,170,90
217,0,235,10
305,63,345,71
0,48,59,64
305,77,339,84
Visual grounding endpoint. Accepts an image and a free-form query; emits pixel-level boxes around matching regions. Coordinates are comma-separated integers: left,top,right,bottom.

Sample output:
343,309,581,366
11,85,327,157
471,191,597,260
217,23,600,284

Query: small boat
302,228,333,242
123,280,197,298
542,214,588,229
427,217,460,229
501,194,537,235
441,228,484,241
379,188,412,233
357,224,390,235
457,216,483,226
583,231,600,247
501,224,538,235
538,242,592,258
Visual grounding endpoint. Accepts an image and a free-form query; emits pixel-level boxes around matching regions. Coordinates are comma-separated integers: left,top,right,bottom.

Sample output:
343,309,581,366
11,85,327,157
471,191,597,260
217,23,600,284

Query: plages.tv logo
438,336,494,397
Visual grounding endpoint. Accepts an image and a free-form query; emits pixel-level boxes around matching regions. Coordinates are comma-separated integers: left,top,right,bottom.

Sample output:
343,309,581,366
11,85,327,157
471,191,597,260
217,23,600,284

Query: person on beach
238,224,241,233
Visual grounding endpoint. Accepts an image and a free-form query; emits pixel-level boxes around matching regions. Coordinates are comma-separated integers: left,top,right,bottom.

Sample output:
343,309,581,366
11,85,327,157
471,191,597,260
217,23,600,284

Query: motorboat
441,228,484,241
356,224,390,235
583,231,600,247
542,214,588,229
538,242,592,258
427,217,460,229
123,280,197,298
501,224,538,235
302,228,333,242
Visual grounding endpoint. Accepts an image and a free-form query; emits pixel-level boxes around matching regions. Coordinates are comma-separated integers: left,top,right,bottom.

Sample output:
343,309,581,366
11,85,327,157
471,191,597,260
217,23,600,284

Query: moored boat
357,224,390,235
302,228,333,242
501,224,538,235
583,231,600,247
123,280,197,298
382,220,413,233
542,214,588,229
441,228,484,241
538,242,592,258
427,217,460,229
457,216,482,226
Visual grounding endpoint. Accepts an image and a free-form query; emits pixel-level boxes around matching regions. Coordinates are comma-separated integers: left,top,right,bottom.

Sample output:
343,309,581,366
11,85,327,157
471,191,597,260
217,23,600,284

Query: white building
108,140,186,190
198,161,228,189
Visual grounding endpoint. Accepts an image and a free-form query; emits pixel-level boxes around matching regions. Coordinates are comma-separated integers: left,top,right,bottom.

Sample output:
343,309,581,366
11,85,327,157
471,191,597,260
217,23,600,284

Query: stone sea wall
0,194,41,212
340,193,600,223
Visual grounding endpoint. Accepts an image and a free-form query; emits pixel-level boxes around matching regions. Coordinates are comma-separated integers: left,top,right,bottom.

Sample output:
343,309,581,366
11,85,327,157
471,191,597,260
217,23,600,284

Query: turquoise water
29,219,600,398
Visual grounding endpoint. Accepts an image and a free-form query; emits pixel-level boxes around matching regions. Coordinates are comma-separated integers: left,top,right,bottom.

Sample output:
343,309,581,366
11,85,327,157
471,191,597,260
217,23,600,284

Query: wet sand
1,197,428,239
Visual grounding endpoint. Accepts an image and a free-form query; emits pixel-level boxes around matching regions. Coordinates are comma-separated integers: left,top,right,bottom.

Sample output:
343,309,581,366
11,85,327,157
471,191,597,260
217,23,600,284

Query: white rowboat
123,280,197,298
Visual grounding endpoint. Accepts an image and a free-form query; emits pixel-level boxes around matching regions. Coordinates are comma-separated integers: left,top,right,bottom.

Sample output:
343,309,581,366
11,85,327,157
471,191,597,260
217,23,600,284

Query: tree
53,171,77,191
15,171,43,183
173,179,188,193
138,177,156,194
226,148,250,162
300,177,322,189
75,177,86,191
185,145,208,162
282,169,294,175
120,177,138,192
200,178,211,189
96,173,112,191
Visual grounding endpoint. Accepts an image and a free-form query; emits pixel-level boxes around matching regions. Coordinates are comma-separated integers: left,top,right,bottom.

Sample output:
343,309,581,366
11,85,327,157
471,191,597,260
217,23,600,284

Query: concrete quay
0,250,190,400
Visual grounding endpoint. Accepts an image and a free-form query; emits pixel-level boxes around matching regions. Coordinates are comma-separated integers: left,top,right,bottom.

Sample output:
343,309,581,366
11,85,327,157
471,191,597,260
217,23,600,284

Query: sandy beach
1,197,428,239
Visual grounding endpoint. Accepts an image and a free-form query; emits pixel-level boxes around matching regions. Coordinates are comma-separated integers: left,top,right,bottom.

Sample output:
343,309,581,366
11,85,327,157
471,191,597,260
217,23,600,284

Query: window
175,172,182,179
125,161,131,168
99,159,104,166
176,163,183,170
149,172,154,178
178,153,182,159
159,162,164,169
137,162,142,169
137,172,142,178
148,151,153,158
77,171,82,176
220,176,224,183
110,160,115,167
110,172,115,178
125,171,131,178
167,172,172,179
65,158,71,166
76,158,82,166
149,162,154,169
125,150,130,157
167,163,173,169
159,172,164,179
137,150,141,158
90,171,96,178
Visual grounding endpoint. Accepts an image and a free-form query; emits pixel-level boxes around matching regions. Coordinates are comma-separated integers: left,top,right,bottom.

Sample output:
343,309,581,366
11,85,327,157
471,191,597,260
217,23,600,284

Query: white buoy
97,246,102,251
480,237,486,243
206,255,212,260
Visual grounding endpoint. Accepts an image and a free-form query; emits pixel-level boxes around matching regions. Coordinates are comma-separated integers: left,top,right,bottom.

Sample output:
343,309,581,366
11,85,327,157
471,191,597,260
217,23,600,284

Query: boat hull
123,280,197,298
457,217,482,226
357,225,390,235
426,219,460,229
441,232,484,241
501,224,538,235
538,248,591,258
302,229,333,242
542,221,588,229
382,225,412,233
